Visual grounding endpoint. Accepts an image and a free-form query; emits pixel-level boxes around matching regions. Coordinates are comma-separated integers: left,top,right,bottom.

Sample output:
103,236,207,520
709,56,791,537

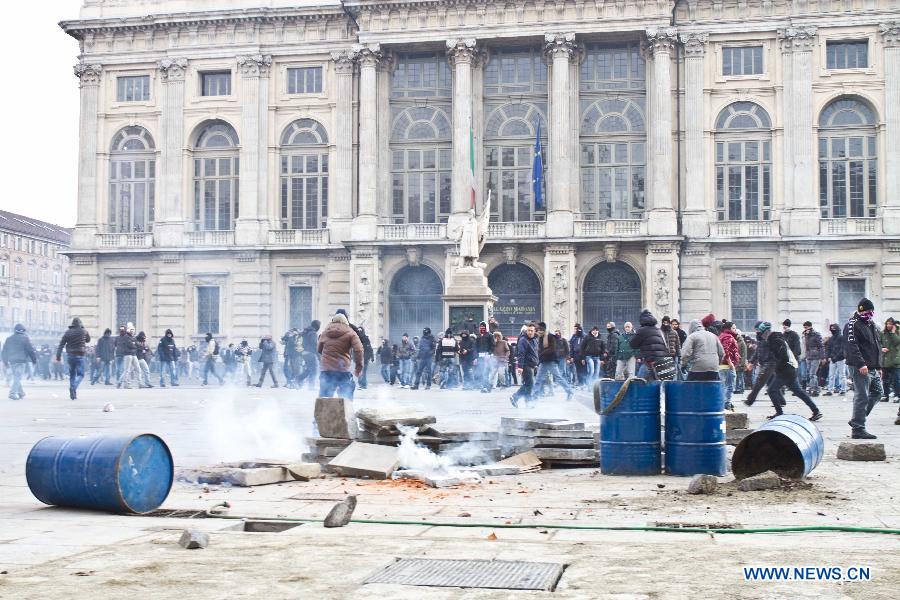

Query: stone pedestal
443,265,496,334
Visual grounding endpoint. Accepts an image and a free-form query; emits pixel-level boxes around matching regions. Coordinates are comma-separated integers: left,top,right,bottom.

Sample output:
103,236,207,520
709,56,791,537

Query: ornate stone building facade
62,0,900,342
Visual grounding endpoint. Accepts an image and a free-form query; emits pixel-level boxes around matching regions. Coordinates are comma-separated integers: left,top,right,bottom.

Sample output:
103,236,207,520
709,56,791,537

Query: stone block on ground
532,448,597,461
500,427,595,439
836,442,886,461
686,474,718,495
500,417,585,431
726,429,752,446
286,463,322,481
327,442,400,479
426,428,499,443
323,495,357,527
314,397,358,439
724,412,749,430
356,407,436,429
178,529,209,549
738,470,782,491
498,451,542,472
532,437,596,448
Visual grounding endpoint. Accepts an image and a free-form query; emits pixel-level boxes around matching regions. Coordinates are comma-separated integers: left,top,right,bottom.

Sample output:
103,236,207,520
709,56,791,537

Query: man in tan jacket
317,313,364,399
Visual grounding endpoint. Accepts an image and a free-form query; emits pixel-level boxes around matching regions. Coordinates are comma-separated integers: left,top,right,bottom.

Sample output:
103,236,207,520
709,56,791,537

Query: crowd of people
3,297,898,438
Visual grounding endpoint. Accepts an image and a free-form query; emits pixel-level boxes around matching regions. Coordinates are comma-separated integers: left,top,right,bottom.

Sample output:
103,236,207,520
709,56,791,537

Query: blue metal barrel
598,379,661,475
732,415,824,479
663,381,727,476
26,434,174,514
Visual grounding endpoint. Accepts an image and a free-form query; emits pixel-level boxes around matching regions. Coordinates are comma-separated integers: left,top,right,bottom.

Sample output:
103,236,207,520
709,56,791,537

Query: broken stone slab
498,451,543,471
426,428,500,442
327,442,400,479
532,437,596,448
724,412,749,430
438,446,502,465
323,495,357,527
500,417,585,431
393,470,465,488
501,426,595,439
686,474,718,495
836,442,886,461
738,470,782,491
286,463,322,481
725,429,752,446
532,448,598,461
356,408,436,429
308,437,354,448
461,465,522,477
301,453,332,466
314,397,359,439
178,529,209,550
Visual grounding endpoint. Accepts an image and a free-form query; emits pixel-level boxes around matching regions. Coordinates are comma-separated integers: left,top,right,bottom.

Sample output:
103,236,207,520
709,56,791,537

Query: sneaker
69,387,76,401
810,412,823,422
882,397,889,402
766,414,782,420
725,403,735,411
822,391,833,396
851,430,877,439
410,385,419,390
510,394,519,408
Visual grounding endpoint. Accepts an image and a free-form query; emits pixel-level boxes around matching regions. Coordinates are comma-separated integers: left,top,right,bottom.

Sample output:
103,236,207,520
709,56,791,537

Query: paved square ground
0,378,898,598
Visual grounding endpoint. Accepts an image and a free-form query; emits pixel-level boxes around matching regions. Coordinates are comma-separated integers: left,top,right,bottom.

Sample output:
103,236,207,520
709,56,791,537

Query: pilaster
679,242,712,320
349,246,382,339
73,62,103,249
881,23,900,234
235,54,272,245
543,244,576,333
680,32,709,238
447,39,479,235
645,28,678,236
544,33,577,237
645,242,679,319
155,58,188,247
352,44,383,240
329,50,357,243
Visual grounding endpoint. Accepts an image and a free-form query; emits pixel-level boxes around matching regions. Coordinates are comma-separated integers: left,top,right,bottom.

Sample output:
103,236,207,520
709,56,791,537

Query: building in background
61,0,900,342
0,211,71,345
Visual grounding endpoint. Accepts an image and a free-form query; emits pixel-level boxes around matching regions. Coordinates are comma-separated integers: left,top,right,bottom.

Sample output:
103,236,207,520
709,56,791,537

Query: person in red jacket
719,321,741,411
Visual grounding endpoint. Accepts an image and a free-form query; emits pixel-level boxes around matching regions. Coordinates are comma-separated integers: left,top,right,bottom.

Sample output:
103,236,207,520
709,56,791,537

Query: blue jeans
398,359,412,386
883,367,900,399
734,366,745,392
803,359,821,392
719,368,735,406
478,353,492,390
8,363,27,398
536,361,573,396
439,358,456,388
414,357,432,388
585,356,601,383
849,369,882,432
827,360,847,393
160,361,178,386
319,371,355,399
380,364,391,383
68,356,85,392
203,357,223,384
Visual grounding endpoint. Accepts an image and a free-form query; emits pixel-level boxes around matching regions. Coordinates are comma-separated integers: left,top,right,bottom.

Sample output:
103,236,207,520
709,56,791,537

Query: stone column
544,33,577,237
881,23,900,234
155,58,188,247
781,26,818,236
680,32,709,238
778,31,793,234
329,50,357,243
352,44,383,240
235,54,272,245
72,62,102,249
543,244,577,334
447,39,478,234
645,28,678,235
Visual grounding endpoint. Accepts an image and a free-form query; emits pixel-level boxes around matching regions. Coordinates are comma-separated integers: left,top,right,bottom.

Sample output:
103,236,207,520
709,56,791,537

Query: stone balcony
377,223,447,241
185,230,234,246
711,220,778,238
488,221,546,238
95,232,154,249
574,219,645,237
268,229,330,245
819,218,882,235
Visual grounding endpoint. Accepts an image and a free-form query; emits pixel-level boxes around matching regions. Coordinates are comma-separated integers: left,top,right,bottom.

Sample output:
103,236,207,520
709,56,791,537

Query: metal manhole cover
364,558,565,591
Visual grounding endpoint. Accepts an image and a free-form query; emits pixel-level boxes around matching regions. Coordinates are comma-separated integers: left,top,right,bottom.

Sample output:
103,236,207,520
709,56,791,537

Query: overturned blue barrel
663,381,727,476
597,379,661,475
732,415,824,479
26,434,174,514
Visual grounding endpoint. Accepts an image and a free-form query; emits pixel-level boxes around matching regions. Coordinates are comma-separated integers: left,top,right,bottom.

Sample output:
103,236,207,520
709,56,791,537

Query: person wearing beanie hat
844,297,883,438
156,329,180,387
781,319,802,361
701,314,716,329
751,321,823,422
437,328,460,388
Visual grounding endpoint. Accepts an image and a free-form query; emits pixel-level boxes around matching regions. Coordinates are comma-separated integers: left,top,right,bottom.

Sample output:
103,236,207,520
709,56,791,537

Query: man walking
757,321,823,422
116,324,139,389
535,322,574,401
93,328,115,385
801,321,825,395
474,321,495,393
823,323,847,396
236,340,253,386
436,328,460,388
680,319,724,381
510,323,539,407
294,320,321,390
615,322,638,380
2,324,37,400
411,327,435,390
317,313,364,399
201,332,224,386
396,333,415,388
844,298,883,439
157,329,180,387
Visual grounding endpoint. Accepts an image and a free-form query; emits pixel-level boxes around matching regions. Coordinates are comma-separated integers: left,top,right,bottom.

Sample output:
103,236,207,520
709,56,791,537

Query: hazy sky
0,3,82,227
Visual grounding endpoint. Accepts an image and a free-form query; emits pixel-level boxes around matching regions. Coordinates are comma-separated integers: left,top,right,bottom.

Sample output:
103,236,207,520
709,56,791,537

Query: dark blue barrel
598,380,661,475
26,434,174,514
732,415,824,479
663,381,726,476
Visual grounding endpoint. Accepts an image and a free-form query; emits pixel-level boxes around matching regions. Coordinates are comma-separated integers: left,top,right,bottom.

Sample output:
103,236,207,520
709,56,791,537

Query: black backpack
213,341,220,356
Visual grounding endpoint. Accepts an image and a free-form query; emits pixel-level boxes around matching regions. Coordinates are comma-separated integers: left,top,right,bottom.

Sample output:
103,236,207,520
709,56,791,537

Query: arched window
192,120,239,231
109,126,156,233
279,119,329,230
714,102,772,221
484,102,547,222
580,98,646,219
390,106,451,224
818,98,877,218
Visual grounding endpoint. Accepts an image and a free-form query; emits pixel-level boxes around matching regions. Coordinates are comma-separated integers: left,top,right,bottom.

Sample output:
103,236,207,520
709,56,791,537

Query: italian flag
469,128,477,209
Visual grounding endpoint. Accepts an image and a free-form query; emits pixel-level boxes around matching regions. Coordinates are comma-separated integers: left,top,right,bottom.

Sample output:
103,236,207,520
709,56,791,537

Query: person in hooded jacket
396,333,415,388
255,335,279,388
801,321,826,396
474,322,495,393
116,324,140,389
411,327,436,390
510,323,539,407
135,331,154,389
92,328,115,385
630,310,670,381
616,322,639,379
756,321,823,422
718,321,741,410
680,320,725,381
201,332,224,386
458,331,476,389
56,317,91,400
436,328,460,389
2,324,37,400
317,313,364,399
881,318,900,402
294,320,322,390
844,298,883,438
155,329,180,387
569,324,586,387
535,322,574,400
378,339,394,384
581,327,606,384
824,323,847,396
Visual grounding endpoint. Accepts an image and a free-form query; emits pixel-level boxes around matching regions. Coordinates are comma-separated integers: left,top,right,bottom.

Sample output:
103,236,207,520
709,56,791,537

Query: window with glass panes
730,280,758,333
818,99,877,219
580,43,645,91
289,286,313,330
279,119,329,229
714,102,772,221
116,75,151,102
115,288,136,328
201,71,231,96
390,53,452,224
826,41,868,69
108,126,156,233
287,67,323,94
484,47,547,95
837,279,866,325
722,46,763,76
197,286,220,334
192,122,239,231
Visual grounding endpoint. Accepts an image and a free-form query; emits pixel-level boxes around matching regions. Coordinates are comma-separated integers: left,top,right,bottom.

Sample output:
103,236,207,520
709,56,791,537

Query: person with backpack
157,329,179,387
756,321,823,422
201,332,224,386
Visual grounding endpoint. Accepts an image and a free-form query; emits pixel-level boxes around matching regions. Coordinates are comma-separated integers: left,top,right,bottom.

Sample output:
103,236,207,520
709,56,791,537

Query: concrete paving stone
314,397,359,440
724,412,749,430
836,442,887,461
327,442,400,480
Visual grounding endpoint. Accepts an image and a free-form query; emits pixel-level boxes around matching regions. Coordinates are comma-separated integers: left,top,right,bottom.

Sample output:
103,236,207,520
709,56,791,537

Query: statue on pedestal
456,194,491,270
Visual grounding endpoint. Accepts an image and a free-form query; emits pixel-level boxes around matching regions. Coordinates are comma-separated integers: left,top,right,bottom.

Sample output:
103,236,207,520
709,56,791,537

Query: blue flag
532,123,544,211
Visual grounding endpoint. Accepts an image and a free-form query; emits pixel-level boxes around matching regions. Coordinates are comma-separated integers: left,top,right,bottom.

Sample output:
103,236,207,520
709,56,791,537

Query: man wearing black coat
295,320,321,390
844,298,883,439
56,317,91,400
630,310,669,381
92,328,115,385
535,322,573,400
156,329,180,387
2,324,37,400
757,322,822,422
823,323,847,396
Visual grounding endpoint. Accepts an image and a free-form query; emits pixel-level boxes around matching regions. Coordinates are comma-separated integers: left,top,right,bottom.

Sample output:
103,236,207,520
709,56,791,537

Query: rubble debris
836,442,886,462
724,412,749,430
738,470,782,492
178,461,321,487
356,408,436,434
500,418,597,467
497,451,542,473
686,474,718,495
287,463,322,481
327,442,400,480
486,532,498,540
324,495,357,528
725,429,752,446
178,529,209,549
393,470,467,488
315,397,359,439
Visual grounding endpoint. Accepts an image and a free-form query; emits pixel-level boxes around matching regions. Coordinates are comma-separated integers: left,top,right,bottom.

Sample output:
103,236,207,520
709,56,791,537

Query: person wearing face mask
801,321,825,396
615,322,638,380
581,326,605,384
458,331,476,389
604,322,620,378
844,298,883,439
410,328,435,390
156,329,180,387
475,321,495,392
823,323,847,396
